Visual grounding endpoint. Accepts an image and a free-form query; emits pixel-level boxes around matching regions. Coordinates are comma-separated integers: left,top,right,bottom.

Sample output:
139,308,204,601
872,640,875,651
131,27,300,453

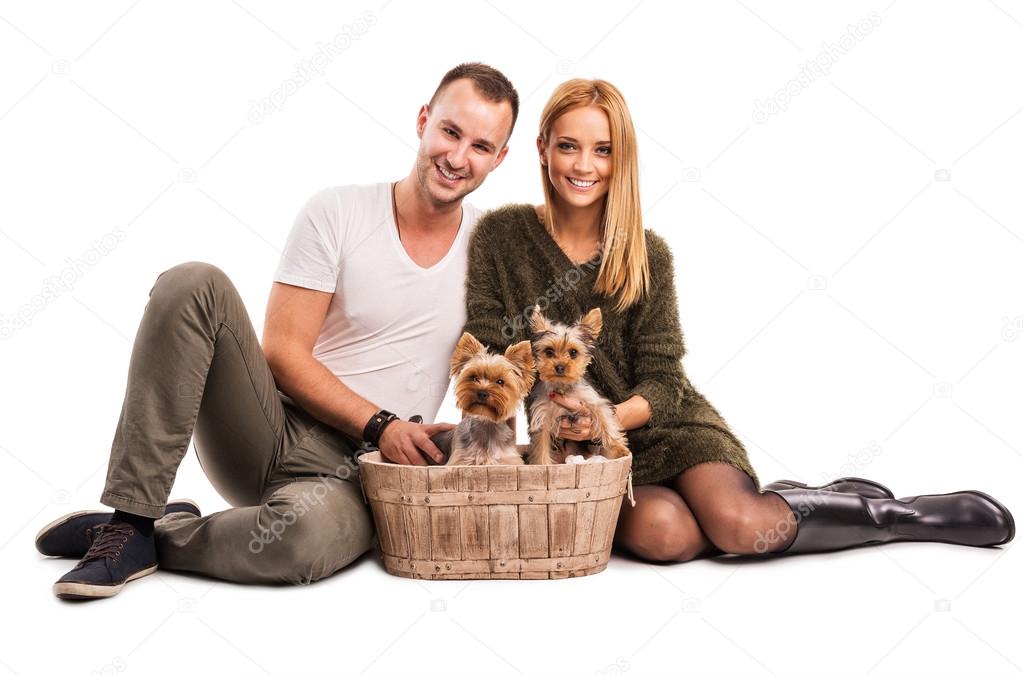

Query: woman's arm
614,394,651,431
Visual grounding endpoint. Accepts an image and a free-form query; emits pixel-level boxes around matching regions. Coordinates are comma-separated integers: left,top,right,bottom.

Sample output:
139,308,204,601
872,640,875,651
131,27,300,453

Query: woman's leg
613,485,720,562
669,461,797,554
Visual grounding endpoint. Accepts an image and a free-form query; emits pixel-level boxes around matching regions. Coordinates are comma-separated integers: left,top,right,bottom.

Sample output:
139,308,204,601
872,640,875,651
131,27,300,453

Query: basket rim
356,449,631,470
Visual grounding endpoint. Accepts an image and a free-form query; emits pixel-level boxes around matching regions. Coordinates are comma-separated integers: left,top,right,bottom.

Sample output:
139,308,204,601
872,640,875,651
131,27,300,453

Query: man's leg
156,477,373,584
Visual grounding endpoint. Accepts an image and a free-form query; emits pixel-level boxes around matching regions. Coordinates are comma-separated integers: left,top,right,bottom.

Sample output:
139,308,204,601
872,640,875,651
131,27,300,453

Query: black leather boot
761,477,893,499
763,488,1015,554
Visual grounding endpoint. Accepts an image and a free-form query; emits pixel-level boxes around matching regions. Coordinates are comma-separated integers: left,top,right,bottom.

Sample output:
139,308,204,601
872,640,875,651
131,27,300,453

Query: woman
462,79,1013,561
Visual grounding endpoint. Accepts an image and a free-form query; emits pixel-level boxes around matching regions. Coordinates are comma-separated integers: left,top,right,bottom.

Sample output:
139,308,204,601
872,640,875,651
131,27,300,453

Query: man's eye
445,128,457,137
569,349,578,358
474,144,490,153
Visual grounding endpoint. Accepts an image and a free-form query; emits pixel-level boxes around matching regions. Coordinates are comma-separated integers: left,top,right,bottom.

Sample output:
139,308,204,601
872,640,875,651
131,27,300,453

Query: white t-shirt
273,183,481,423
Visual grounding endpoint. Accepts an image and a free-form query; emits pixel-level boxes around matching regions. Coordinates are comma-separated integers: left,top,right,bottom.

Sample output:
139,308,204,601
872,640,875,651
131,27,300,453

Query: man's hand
378,420,454,465
549,392,595,442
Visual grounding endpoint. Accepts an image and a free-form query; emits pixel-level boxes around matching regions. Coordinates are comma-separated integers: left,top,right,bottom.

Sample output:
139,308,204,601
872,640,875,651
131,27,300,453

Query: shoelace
79,522,135,565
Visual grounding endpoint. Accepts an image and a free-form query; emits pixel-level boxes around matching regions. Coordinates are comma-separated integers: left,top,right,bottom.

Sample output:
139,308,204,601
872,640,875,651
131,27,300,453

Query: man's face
413,78,513,207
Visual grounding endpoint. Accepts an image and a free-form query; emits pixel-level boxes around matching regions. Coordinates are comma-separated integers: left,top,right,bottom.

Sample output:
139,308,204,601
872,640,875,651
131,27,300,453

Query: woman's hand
549,392,596,442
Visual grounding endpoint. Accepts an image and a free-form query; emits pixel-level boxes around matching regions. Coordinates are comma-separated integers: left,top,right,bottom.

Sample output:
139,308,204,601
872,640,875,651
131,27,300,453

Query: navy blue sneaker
53,521,158,600
36,499,200,558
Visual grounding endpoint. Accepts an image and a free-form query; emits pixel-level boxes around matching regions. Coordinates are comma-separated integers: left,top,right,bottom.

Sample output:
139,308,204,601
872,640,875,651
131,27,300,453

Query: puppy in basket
527,306,630,465
440,332,536,466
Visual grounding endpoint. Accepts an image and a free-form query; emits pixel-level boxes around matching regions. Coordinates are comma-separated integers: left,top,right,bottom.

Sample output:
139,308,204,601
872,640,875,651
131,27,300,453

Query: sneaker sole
53,564,158,600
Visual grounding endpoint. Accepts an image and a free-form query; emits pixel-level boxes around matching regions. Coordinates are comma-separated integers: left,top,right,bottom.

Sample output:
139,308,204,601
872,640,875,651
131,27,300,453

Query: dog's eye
569,349,578,358
471,375,480,383
496,378,504,386
544,348,555,358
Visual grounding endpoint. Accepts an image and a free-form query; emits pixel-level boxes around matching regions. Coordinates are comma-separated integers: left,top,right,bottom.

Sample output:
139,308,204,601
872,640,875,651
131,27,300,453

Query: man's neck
392,176,462,233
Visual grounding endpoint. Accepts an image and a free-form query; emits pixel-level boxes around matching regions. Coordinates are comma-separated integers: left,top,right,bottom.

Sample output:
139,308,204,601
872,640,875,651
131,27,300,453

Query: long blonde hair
538,79,649,312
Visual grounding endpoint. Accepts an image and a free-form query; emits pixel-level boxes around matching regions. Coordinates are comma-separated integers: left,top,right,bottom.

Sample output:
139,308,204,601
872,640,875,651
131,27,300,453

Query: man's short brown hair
428,62,519,143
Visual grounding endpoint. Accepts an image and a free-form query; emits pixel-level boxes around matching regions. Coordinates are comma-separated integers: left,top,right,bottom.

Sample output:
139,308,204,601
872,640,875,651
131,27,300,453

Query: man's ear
450,331,485,376
416,104,429,139
491,143,510,171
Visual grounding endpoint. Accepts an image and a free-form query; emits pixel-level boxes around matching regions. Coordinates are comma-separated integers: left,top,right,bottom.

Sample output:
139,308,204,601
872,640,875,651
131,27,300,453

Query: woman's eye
569,349,578,358
597,146,611,156
496,379,504,386
558,142,574,151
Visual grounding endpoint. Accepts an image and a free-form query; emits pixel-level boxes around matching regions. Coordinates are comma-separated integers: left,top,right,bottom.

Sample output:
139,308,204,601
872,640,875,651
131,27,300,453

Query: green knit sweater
462,203,760,488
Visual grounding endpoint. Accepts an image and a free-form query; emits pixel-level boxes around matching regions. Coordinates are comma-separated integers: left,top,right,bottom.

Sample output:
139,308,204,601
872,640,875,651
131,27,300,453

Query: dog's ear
505,340,537,390
528,305,551,335
578,307,603,341
450,332,486,377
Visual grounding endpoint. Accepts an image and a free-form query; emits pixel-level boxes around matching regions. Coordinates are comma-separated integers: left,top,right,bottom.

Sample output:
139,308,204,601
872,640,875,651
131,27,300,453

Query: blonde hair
538,79,649,312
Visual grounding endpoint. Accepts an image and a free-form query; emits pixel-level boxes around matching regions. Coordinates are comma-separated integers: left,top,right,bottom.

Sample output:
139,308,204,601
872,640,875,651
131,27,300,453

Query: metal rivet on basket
500,560,506,566
556,562,562,569
445,563,451,570
424,496,431,504
585,491,591,498
435,565,441,572
467,494,473,501
528,495,534,502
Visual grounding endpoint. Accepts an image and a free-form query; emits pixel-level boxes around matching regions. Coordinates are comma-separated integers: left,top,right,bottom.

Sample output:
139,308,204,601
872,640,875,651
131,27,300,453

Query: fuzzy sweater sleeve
626,231,687,426
462,215,513,352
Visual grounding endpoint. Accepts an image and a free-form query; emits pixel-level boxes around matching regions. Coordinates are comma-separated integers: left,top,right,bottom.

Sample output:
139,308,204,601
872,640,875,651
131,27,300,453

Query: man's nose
448,143,469,170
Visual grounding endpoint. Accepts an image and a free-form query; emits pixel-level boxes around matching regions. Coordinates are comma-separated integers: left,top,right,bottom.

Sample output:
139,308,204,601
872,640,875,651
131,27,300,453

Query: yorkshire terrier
441,332,536,466
527,306,630,465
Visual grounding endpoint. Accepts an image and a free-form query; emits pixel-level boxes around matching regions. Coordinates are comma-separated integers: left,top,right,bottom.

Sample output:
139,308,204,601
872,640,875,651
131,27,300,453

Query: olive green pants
100,262,374,584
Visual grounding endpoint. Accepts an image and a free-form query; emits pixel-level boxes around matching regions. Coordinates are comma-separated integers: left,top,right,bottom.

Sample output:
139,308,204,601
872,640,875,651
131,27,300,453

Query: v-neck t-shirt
273,183,481,423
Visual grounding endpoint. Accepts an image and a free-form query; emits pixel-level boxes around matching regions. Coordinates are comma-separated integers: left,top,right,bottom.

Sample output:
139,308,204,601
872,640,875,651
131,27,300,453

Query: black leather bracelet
363,409,399,447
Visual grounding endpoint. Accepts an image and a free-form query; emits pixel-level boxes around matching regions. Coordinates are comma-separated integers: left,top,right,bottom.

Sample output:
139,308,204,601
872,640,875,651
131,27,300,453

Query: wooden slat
487,465,518,492
369,501,394,555
517,465,547,491
459,505,490,560
428,467,459,492
548,503,575,558
458,466,488,492
572,501,597,555
488,504,518,560
404,506,431,561
589,498,617,553
430,506,461,560
548,464,576,489
518,504,548,558
382,503,408,558
577,461,606,488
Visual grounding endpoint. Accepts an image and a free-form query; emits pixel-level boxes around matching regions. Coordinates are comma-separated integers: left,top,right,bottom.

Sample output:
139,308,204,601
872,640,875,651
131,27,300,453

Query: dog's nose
476,390,489,401
555,364,565,375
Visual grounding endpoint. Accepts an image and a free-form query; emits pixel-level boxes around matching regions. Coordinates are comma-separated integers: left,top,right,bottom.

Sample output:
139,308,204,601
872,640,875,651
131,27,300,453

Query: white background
1,1,1021,673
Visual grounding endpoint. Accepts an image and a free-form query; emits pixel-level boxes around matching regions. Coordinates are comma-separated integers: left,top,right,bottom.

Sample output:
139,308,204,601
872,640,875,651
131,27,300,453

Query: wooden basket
357,451,633,580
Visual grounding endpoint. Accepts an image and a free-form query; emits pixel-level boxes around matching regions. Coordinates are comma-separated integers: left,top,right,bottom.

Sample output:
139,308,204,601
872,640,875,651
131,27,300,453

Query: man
36,63,519,598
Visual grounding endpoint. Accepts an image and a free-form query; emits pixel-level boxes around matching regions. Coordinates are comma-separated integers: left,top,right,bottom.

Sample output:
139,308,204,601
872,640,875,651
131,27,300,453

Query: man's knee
151,261,228,302
258,480,374,584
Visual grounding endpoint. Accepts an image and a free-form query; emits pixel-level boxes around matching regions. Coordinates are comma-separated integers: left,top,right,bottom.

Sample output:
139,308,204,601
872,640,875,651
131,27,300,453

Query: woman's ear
536,135,547,166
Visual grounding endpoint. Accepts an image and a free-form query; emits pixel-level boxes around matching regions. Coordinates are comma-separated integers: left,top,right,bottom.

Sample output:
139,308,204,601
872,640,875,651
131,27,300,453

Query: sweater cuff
625,379,679,428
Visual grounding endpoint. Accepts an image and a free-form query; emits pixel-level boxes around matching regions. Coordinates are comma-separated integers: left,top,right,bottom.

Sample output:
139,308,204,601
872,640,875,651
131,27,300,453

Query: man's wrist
363,409,399,447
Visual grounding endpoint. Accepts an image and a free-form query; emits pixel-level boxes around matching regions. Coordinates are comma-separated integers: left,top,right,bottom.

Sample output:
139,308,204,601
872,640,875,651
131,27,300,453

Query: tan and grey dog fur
443,332,536,466
527,306,630,465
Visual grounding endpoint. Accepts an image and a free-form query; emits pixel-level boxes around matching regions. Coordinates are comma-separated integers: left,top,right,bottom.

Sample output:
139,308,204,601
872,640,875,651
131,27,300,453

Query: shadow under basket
357,451,633,580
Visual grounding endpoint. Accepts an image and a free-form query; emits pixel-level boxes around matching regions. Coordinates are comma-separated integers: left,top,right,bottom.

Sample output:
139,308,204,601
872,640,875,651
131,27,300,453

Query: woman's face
539,105,612,211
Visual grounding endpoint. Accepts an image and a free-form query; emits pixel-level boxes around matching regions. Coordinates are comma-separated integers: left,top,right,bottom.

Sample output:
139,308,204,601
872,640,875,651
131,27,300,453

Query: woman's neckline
526,204,603,268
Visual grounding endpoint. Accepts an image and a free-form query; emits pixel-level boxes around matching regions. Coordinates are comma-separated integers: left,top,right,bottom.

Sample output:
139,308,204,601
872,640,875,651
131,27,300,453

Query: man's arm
261,282,449,464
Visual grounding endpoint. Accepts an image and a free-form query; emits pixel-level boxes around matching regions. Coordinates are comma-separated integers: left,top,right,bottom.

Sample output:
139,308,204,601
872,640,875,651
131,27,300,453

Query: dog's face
450,332,536,422
528,306,602,387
